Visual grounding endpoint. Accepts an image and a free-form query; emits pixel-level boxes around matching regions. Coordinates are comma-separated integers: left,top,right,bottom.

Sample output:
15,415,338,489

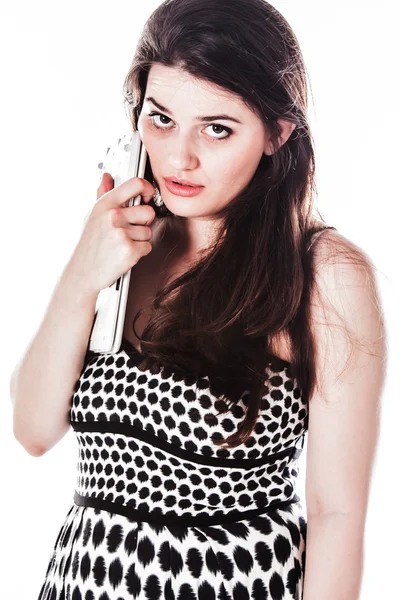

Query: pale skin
133,64,386,598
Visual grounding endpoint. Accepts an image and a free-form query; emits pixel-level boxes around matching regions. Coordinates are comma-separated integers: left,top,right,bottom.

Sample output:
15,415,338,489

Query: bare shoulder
310,227,380,318
308,227,386,397
311,227,373,273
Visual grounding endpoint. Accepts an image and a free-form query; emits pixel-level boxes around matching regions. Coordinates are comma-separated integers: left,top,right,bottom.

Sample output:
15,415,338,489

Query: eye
147,111,233,142
148,112,172,129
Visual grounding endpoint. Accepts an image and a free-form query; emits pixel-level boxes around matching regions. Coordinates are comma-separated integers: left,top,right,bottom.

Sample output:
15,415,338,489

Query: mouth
163,178,204,197
165,176,203,188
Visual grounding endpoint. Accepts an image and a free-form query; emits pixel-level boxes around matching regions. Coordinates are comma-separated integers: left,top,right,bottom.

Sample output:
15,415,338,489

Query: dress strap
306,225,336,251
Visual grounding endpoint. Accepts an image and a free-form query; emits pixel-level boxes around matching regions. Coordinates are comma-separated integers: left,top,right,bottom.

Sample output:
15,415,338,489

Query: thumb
96,171,114,201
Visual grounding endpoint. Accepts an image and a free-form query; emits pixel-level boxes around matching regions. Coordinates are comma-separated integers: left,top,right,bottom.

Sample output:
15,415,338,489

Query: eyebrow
145,96,243,124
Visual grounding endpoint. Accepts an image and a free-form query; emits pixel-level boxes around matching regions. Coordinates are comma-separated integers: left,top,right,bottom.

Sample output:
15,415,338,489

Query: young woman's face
137,63,271,220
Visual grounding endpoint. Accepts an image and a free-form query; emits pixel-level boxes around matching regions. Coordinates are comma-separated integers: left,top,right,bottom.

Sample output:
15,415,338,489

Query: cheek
137,114,145,138
138,125,152,149
217,139,262,182
212,151,262,201
137,118,158,149
218,159,253,189
138,123,164,154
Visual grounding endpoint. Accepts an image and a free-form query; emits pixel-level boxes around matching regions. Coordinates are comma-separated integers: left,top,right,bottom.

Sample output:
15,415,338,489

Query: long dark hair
118,0,351,449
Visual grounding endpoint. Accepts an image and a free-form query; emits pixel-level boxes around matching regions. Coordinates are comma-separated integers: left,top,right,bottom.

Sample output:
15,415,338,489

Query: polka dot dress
37,336,308,600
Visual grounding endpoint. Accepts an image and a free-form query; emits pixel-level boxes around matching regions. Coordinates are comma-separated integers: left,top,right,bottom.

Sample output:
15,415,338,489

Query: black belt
73,491,301,527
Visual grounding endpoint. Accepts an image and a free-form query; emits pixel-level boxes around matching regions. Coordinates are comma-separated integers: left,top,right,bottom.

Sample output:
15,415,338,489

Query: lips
164,176,202,187
163,178,204,197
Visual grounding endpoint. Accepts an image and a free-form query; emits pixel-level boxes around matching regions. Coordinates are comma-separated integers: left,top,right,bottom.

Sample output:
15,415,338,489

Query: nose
168,135,199,172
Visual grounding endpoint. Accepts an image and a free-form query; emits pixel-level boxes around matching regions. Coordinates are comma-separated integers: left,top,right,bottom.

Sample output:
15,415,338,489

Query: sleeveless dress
36,336,309,600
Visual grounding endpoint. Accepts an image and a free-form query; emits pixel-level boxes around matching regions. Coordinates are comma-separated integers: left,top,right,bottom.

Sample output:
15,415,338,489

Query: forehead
146,63,247,112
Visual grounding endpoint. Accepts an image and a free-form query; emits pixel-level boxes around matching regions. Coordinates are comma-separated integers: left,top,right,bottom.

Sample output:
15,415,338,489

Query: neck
164,215,224,259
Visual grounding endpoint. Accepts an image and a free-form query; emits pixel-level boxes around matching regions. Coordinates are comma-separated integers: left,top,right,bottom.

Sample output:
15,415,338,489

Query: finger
96,172,114,201
115,204,157,227
103,176,156,208
126,224,153,242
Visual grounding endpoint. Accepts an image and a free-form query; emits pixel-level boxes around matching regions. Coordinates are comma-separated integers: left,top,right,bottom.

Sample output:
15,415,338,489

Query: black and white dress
37,336,308,600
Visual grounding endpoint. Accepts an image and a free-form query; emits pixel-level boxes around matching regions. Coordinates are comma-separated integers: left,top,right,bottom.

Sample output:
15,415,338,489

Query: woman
11,0,385,598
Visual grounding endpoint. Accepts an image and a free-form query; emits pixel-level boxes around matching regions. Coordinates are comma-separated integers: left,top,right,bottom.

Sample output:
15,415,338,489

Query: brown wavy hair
118,0,344,449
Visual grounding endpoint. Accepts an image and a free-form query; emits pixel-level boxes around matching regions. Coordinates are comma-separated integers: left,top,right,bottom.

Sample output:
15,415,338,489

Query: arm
303,232,386,600
10,267,98,456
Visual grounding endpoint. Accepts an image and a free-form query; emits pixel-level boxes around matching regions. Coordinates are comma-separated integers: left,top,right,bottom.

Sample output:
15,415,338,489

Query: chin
165,201,210,215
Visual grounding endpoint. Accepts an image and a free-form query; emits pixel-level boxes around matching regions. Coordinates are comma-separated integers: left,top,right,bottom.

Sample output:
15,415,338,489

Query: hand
65,172,157,296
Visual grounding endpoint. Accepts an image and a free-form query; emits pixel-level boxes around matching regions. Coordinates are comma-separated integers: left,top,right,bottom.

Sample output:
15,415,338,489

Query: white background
1,1,398,598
